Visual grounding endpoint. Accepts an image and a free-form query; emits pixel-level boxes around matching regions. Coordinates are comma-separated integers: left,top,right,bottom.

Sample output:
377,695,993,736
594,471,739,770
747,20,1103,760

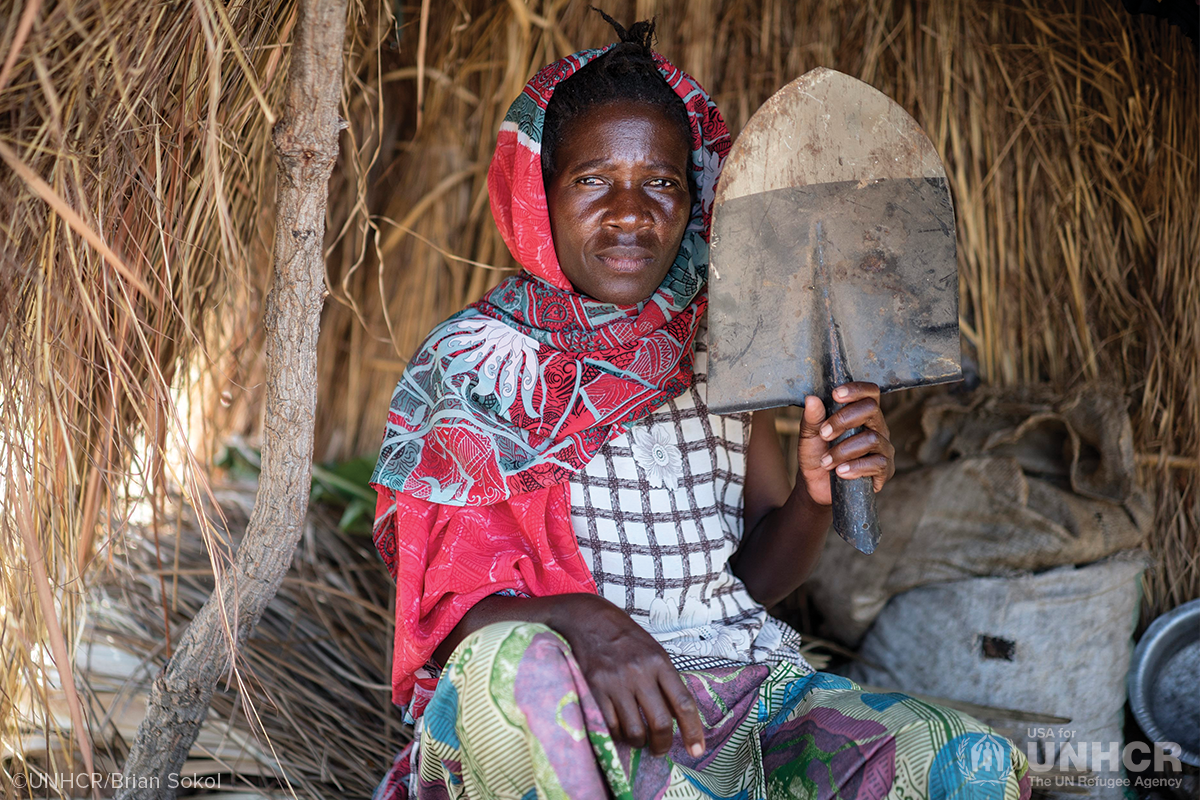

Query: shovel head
707,68,962,553
708,176,961,407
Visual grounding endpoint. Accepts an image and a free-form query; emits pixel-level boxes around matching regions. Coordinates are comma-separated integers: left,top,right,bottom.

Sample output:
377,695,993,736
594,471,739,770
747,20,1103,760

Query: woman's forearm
432,592,595,666
731,483,831,608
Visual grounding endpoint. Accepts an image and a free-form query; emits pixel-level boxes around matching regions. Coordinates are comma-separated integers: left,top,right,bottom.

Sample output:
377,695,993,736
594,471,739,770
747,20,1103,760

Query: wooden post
116,0,348,795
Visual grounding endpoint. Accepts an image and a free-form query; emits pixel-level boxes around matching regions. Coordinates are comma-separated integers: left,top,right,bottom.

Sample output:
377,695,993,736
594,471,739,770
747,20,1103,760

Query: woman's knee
886,699,1029,800
435,620,577,729
423,622,613,797
425,619,587,760
424,622,564,752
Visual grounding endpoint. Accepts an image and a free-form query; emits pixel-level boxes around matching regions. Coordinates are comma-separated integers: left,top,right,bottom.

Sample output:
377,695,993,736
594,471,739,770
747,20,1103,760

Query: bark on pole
117,0,348,796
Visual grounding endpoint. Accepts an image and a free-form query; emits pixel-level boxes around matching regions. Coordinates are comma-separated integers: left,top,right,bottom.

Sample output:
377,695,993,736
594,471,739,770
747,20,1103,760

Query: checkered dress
567,336,813,674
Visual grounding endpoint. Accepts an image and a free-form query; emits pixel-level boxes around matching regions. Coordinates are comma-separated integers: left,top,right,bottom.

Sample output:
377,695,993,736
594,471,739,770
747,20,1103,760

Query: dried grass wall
1,0,1196,780
2,0,291,770
299,0,1198,618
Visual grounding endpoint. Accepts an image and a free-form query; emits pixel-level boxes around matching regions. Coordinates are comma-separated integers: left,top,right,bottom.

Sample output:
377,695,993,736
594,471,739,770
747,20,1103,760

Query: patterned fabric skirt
375,622,1031,800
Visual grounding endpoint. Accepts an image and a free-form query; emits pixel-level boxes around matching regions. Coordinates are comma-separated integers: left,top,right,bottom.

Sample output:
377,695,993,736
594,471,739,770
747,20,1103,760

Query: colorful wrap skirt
375,621,1031,800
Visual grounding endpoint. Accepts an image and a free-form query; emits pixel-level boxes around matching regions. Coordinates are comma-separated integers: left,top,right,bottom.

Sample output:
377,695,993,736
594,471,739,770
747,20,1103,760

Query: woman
371,16,1031,800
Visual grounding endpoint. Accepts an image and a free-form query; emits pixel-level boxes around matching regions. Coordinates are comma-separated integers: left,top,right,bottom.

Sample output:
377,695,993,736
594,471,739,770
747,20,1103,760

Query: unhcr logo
1023,737,1185,791
929,732,1012,799
1024,739,1183,773
969,735,1007,775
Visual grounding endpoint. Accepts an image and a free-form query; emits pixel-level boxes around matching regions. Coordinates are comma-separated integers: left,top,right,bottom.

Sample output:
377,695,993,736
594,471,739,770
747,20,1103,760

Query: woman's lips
595,249,655,273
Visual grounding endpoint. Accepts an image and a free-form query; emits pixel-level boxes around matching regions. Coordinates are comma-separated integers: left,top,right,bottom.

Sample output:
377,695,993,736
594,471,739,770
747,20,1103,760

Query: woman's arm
433,592,706,759
732,383,894,608
732,404,831,607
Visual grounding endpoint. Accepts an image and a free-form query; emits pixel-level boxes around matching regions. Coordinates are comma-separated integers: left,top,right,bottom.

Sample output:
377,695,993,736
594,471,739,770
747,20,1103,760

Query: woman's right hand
436,592,705,758
550,594,705,758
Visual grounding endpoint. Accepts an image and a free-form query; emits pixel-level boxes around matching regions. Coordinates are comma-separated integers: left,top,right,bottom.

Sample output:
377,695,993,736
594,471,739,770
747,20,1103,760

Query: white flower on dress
630,424,684,490
445,317,540,417
647,594,751,662
752,617,784,655
649,594,710,635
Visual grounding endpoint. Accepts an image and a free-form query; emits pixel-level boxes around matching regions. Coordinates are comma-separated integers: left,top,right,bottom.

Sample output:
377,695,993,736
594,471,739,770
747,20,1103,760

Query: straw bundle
1,0,317,781
2,0,1196,793
87,485,400,799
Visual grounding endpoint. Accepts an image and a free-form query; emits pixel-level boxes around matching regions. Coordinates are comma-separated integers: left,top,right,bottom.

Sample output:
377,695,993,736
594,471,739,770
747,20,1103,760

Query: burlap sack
808,386,1151,646
847,554,1150,800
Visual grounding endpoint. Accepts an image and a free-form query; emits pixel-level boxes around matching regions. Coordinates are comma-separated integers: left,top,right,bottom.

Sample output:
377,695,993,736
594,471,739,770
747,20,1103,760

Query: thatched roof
2,0,1196,793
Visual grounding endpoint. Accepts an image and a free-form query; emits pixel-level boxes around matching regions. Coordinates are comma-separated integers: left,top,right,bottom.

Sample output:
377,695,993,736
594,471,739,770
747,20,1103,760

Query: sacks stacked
809,387,1151,799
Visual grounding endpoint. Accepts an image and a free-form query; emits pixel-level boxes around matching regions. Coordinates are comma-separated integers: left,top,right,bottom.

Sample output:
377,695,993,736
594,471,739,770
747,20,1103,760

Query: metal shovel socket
817,222,881,555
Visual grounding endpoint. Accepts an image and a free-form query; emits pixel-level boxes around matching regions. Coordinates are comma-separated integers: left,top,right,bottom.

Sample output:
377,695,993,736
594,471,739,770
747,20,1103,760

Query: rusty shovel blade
707,68,962,554
708,176,961,407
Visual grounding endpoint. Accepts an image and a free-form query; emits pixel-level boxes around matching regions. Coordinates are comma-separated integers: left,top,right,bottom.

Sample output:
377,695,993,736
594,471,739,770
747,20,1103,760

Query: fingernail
820,424,833,439
836,463,850,475
820,454,832,468
834,387,847,400
690,743,704,757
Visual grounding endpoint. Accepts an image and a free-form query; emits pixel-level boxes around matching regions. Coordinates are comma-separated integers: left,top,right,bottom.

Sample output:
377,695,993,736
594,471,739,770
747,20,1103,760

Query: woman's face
545,101,692,305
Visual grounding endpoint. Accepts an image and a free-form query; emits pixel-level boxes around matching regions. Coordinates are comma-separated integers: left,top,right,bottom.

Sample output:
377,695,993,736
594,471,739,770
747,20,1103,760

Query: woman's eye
648,178,677,188
577,176,604,186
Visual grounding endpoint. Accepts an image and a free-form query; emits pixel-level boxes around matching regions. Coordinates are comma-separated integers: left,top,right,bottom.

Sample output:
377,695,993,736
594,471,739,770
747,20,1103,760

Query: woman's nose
603,185,654,230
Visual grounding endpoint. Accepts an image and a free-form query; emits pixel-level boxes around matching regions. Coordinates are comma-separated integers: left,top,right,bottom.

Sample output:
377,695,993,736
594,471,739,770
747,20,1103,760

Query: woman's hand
796,382,895,505
550,594,705,759
735,384,894,606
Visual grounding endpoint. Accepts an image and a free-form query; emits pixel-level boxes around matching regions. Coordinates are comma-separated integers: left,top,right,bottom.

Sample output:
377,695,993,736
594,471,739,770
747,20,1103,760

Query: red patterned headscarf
371,46,730,712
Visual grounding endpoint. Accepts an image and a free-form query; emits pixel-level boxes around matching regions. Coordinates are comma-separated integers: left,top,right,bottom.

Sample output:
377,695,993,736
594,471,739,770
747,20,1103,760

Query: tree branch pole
117,0,348,795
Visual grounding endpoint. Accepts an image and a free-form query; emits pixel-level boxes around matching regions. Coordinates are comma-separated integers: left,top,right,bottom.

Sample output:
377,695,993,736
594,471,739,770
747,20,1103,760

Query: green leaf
338,497,373,534
311,461,376,503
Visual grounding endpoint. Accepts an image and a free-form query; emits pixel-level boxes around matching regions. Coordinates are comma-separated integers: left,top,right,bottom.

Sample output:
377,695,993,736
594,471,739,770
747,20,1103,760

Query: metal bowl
1127,598,1200,766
